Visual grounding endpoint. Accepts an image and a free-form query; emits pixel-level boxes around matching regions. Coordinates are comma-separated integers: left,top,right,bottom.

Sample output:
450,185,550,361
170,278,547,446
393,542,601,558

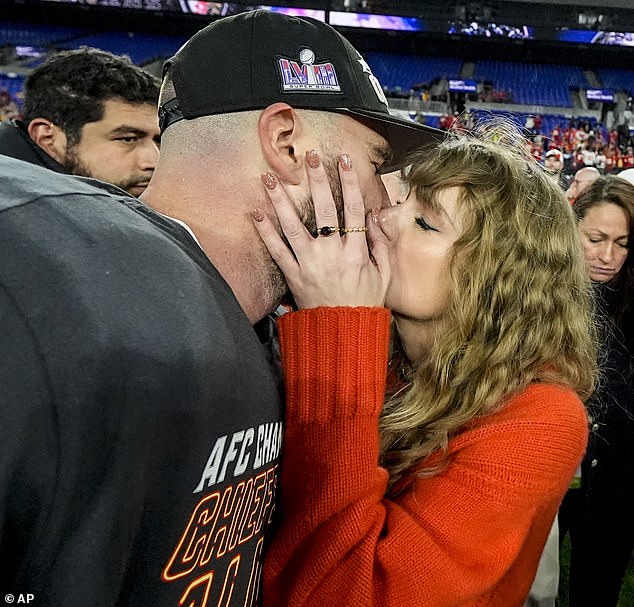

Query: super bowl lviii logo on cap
278,47,341,93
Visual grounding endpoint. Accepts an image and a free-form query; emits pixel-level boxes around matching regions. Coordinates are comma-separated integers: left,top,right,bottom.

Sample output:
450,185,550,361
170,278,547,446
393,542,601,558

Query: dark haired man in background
0,47,160,196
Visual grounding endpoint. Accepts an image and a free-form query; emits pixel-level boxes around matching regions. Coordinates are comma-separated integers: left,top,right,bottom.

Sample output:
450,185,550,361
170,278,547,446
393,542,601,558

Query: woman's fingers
367,209,391,288
306,149,339,235
254,171,315,285
305,150,366,246
251,206,300,284
260,171,317,257
253,152,390,310
338,154,369,241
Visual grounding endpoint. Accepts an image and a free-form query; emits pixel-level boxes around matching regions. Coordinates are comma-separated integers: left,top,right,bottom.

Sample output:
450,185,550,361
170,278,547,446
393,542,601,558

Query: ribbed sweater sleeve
276,306,391,421
263,307,589,607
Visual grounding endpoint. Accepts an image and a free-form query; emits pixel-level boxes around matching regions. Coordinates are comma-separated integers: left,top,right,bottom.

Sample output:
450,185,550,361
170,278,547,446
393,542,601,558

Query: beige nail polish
339,154,352,172
262,172,277,190
306,149,320,169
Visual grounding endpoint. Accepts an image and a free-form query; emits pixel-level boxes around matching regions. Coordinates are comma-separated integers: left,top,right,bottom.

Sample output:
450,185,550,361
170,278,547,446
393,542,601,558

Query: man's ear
258,103,305,185
27,118,68,163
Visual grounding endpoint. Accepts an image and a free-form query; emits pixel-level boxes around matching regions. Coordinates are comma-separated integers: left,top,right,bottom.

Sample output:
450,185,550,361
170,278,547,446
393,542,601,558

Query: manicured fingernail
252,208,264,222
339,154,352,171
306,149,320,169
371,207,380,224
262,172,277,190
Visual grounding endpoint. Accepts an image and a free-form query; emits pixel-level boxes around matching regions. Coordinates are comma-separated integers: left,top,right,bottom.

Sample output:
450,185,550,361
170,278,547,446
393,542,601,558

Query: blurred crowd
0,88,21,122
434,110,634,183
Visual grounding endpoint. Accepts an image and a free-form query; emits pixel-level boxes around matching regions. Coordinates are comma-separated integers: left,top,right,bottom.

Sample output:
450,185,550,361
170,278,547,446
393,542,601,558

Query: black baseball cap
159,9,444,172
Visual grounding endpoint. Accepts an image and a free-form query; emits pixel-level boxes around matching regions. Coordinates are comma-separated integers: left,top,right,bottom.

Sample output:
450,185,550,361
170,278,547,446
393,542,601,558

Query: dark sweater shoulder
0,154,126,209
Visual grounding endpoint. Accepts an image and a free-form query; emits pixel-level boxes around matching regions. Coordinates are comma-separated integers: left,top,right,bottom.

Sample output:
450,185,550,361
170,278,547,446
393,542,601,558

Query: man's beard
63,146,146,194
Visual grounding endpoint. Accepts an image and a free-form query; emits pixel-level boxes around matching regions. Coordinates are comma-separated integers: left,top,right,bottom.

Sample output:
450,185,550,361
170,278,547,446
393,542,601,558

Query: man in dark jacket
0,47,160,196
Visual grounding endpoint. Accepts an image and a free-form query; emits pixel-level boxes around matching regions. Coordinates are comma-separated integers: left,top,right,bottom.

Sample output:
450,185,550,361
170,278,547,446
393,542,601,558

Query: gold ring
317,226,341,236
340,227,368,233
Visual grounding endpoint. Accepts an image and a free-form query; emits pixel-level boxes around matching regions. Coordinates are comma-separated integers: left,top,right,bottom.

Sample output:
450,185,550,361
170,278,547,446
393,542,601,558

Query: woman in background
559,175,634,607
254,129,598,606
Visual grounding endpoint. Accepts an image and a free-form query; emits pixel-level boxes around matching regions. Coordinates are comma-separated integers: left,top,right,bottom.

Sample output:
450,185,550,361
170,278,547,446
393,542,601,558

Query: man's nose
138,141,159,171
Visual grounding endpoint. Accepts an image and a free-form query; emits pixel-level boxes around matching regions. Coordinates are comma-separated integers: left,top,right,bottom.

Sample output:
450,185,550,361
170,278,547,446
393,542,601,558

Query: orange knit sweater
263,307,589,607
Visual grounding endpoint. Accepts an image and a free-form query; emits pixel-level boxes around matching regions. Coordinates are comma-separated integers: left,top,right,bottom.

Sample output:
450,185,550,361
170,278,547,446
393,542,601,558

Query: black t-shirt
0,156,283,606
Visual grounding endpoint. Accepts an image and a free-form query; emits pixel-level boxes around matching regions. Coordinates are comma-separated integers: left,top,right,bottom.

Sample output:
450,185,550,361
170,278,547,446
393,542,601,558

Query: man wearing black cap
0,10,441,607
145,10,441,320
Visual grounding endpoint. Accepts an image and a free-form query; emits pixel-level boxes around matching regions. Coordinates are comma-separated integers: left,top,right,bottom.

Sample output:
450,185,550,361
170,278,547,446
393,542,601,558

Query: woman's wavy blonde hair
379,125,598,487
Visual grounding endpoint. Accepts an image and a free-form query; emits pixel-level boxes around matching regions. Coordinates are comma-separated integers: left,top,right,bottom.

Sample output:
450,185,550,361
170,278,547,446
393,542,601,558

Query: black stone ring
317,226,341,237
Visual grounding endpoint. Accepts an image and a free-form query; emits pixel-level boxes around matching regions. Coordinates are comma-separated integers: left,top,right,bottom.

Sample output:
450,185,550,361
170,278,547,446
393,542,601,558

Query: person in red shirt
551,123,564,148
253,128,597,607
439,114,451,130
531,141,544,163
533,114,543,134
573,145,585,172
605,145,619,174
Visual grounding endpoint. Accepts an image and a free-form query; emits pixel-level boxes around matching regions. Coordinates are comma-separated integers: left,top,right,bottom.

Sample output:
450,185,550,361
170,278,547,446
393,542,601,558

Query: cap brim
339,108,446,172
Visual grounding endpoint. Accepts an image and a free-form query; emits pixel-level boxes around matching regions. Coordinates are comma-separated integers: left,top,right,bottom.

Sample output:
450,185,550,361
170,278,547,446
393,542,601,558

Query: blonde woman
253,132,598,607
